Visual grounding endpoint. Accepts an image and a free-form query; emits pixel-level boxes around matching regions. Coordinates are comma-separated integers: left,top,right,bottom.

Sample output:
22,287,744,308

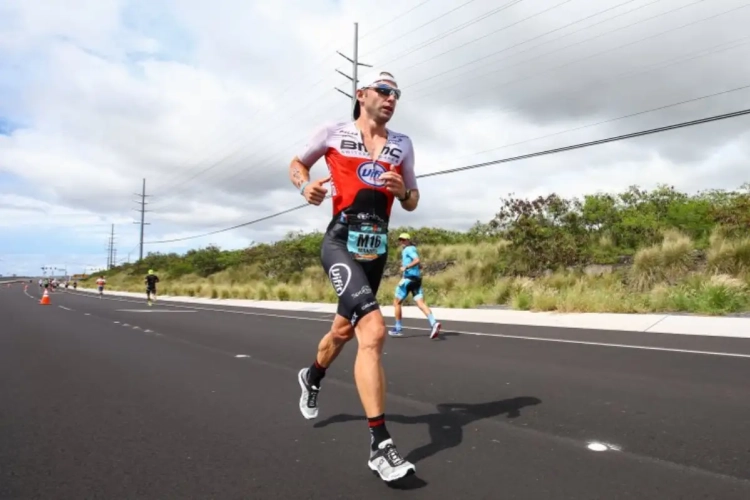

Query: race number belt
347,222,388,262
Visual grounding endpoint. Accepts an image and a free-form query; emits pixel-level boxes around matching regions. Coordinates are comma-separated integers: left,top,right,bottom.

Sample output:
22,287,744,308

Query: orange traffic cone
40,289,51,305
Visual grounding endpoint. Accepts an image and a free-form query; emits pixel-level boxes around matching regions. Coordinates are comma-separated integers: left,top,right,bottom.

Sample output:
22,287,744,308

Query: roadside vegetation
83,184,750,315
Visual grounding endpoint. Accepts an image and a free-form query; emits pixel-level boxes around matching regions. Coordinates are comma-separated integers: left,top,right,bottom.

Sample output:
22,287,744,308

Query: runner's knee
356,314,386,352
331,322,355,343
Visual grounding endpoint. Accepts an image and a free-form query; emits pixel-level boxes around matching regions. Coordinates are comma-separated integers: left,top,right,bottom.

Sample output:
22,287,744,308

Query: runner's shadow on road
314,396,542,468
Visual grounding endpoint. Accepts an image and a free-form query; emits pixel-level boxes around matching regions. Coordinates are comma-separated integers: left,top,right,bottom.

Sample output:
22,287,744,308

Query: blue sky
0,118,19,136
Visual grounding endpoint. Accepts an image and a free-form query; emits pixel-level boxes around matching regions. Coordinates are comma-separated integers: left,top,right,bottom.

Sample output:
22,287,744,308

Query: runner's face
363,82,399,123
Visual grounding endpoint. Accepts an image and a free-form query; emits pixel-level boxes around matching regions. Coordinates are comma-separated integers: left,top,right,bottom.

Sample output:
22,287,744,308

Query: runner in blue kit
389,232,441,339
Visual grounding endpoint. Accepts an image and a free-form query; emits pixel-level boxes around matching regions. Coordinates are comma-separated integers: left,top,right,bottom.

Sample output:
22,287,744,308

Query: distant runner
289,70,419,482
145,270,159,305
96,276,106,297
389,233,441,339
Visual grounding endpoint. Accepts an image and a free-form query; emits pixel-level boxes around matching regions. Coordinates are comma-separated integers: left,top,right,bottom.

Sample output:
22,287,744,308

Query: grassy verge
87,229,750,316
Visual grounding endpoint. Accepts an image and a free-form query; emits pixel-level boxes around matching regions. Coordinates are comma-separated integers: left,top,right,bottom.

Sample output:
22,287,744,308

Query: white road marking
115,309,196,313
113,321,120,324
587,441,621,452
235,354,250,358
67,291,750,359
58,306,72,311
587,443,608,451
84,313,91,316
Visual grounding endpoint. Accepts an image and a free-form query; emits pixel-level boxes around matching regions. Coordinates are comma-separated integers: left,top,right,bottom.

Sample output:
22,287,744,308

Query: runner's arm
405,247,420,268
398,141,419,212
290,124,329,191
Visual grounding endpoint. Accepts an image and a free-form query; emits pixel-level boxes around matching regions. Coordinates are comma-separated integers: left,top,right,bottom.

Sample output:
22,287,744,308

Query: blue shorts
395,277,423,301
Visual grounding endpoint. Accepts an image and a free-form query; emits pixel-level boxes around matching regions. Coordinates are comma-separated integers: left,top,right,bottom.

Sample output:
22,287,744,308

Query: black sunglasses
368,84,401,100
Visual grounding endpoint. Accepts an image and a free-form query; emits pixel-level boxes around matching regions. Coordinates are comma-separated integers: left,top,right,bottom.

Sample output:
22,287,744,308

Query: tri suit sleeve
296,123,330,168
400,139,418,190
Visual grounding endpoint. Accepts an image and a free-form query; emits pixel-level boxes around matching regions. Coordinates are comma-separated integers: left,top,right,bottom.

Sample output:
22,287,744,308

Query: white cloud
1,0,750,276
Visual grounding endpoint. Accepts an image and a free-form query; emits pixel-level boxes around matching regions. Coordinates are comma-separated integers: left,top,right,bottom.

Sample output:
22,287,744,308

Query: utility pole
107,224,115,270
334,22,372,115
133,178,151,262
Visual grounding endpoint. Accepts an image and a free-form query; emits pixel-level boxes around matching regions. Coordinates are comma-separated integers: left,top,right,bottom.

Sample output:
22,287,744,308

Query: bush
90,183,750,315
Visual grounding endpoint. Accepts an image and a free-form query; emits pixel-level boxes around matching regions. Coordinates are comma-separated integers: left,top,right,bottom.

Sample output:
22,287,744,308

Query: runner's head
353,70,400,125
397,232,411,246
148,269,154,275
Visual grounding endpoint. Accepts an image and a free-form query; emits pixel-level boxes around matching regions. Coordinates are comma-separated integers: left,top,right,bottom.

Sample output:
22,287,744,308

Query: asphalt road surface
2,284,750,499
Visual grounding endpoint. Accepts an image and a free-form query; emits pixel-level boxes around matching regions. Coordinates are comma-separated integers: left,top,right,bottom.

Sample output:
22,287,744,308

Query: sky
1,0,749,277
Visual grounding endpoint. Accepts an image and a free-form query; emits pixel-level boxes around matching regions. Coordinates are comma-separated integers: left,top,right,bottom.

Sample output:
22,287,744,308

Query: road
2,284,750,499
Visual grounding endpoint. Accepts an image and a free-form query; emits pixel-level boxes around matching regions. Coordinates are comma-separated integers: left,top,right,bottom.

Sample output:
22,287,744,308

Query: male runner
145,269,159,305
389,233,441,339
96,276,106,297
288,70,419,482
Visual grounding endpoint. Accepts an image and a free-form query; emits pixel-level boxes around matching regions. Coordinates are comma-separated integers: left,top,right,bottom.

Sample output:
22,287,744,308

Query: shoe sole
297,368,318,420
368,462,416,482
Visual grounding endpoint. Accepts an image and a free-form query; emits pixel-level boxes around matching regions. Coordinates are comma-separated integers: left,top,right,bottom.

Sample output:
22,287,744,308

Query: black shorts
146,287,156,294
321,219,387,327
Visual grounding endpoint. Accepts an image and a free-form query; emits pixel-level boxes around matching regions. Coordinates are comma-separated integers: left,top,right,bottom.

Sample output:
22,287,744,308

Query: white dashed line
58,306,72,311
235,354,251,358
116,309,196,313
67,290,750,359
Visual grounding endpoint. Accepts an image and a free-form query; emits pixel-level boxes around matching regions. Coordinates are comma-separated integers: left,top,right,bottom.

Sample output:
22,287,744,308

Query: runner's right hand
303,176,331,206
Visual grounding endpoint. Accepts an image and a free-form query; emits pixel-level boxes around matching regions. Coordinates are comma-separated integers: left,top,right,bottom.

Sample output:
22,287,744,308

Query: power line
358,0,485,58
146,1,682,208
406,0,715,100
399,0,645,90
145,202,311,244
448,81,750,161
147,0,703,208
142,105,750,245
418,108,750,179
379,0,563,67
149,13,432,199
144,2,746,219
149,34,749,215
358,0,437,40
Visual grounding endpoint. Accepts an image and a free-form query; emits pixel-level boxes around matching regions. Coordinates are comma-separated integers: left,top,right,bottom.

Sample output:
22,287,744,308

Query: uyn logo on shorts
329,263,351,297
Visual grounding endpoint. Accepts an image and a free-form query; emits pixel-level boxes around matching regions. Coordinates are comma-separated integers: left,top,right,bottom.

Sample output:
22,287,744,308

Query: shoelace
384,445,405,466
307,387,319,407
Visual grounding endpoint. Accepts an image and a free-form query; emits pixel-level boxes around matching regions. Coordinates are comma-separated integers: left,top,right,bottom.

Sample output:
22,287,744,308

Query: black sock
307,360,326,387
368,414,391,451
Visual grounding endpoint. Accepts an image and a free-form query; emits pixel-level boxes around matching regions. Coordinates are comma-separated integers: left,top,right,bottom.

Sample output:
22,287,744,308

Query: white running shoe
429,322,441,340
368,438,416,482
298,368,319,420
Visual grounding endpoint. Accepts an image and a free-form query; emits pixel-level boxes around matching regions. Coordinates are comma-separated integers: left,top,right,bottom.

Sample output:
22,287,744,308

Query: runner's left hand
379,171,406,198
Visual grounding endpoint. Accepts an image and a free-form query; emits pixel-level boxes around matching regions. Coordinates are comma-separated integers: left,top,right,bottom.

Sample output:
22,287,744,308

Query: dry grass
95,232,750,315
